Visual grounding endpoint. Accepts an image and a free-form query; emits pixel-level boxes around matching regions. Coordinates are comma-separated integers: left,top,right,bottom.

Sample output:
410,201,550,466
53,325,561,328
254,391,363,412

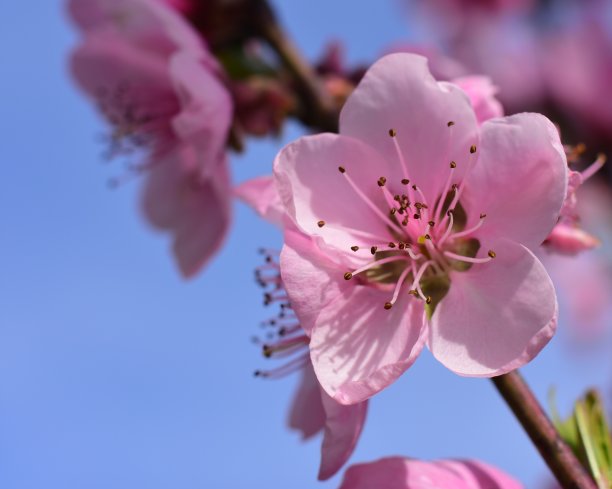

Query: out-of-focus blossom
69,0,234,277
252,250,367,481
339,457,522,489
543,151,606,255
545,18,612,139
274,53,567,404
452,76,503,124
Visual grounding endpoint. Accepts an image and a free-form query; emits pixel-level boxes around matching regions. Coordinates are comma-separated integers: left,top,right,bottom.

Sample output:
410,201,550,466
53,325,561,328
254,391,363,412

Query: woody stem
492,371,596,489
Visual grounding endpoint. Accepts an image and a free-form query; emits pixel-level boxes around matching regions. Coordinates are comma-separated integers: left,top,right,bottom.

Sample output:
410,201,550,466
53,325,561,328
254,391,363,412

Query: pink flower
253,250,367,481
452,76,503,124
69,0,233,277
274,53,567,404
339,457,522,489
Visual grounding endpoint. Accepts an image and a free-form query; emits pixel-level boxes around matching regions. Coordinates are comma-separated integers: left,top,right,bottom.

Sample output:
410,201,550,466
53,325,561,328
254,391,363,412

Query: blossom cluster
68,0,610,486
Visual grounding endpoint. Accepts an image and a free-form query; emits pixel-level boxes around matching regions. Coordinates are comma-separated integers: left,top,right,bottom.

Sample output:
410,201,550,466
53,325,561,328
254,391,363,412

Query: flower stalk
492,371,597,489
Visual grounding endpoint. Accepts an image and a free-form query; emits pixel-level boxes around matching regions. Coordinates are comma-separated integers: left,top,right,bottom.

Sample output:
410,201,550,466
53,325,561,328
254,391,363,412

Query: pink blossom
452,76,503,124
274,53,567,404
253,250,367,481
69,0,233,277
544,17,612,138
339,457,522,489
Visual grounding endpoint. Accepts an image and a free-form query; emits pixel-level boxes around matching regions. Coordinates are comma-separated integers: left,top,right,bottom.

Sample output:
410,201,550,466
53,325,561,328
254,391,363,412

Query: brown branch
492,371,597,489
249,0,339,132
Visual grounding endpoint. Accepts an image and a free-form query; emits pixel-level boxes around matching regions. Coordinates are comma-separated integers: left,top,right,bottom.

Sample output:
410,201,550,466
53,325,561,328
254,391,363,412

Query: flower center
326,124,496,314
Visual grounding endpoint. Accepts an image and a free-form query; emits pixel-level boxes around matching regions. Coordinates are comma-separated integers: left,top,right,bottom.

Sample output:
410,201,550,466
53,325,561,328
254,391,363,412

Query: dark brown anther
447,209,454,217
370,246,378,255
409,289,418,296
350,246,359,252
377,177,387,187
412,184,418,191
394,194,400,201
447,121,455,127
470,145,477,154
384,302,393,310
450,161,457,169
424,234,431,240
413,214,421,219
488,250,497,258
428,221,435,227
426,296,432,304
402,218,409,226
401,178,410,185
388,242,396,248
388,128,397,137
451,183,458,191
415,202,422,210
317,220,325,228
480,213,487,219
344,272,353,280
338,166,346,173
399,243,405,250
263,345,272,358
398,208,404,215
390,208,397,216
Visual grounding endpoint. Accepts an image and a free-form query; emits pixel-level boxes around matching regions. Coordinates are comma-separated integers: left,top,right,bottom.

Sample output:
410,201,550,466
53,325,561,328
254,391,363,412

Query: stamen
317,220,325,228
340,168,405,235
437,210,455,246
449,213,486,240
388,129,413,193
581,153,606,181
386,265,413,308
443,251,494,264
347,254,411,278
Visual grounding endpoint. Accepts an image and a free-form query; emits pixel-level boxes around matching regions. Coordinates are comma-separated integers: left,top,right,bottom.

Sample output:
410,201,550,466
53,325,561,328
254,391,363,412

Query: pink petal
318,391,368,481
429,239,557,377
439,460,523,489
340,458,523,489
274,133,395,257
234,175,285,227
279,230,351,335
287,363,326,440
451,76,504,124
464,113,567,251
71,32,175,106
68,0,207,59
543,223,600,255
309,282,427,404
339,53,479,203
169,52,232,176
141,147,231,278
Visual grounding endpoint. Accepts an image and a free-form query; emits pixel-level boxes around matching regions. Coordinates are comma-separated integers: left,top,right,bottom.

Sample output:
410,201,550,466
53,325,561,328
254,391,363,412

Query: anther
447,209,454,217
412,184,418,191
409,289,418,296
426,296,432,304
394,194,401,201
413,214,421,219
450,161,457,168
424,234,431,240
384,302,393,310
402,218,409,226
428,221,435,227
377,177,387,187
370,246,378,255
451,184,458,192
488,250,496,258
262,345,272,358
390,208,397,216
470,145,477,154
447,121,455,127
338,166,346,173
388,128,397,137
480,213,487,219
398,243,405,250
344,272,353,280
317,220,325,228
350,246,359,252
388,242,396,248
401,178,410,185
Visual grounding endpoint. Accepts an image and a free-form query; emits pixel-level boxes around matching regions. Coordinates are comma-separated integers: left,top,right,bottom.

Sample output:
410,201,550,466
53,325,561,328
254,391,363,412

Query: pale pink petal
141,147,231,278
318,392,368,481
287,363,326,440
234,175,285,227
279,230,351,335
543,223,600,255
68,0,207,59
464,113,567,251
451,76,504,124
274,133,395,256
340,458,523,489
169,52,232,176
339,53,479,203
429,239,557,377
439,460,523,489
310,284,427,405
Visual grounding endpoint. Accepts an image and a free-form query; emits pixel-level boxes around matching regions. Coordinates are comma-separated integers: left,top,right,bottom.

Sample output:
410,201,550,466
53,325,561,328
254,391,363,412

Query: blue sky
1,1,611,488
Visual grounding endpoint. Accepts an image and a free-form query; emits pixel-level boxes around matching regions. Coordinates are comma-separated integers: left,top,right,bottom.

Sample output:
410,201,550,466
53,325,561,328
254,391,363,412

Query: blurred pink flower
274,53,567,404
545,17,612,138
339,457,522,489
69,0,233,277
252,250,367,481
